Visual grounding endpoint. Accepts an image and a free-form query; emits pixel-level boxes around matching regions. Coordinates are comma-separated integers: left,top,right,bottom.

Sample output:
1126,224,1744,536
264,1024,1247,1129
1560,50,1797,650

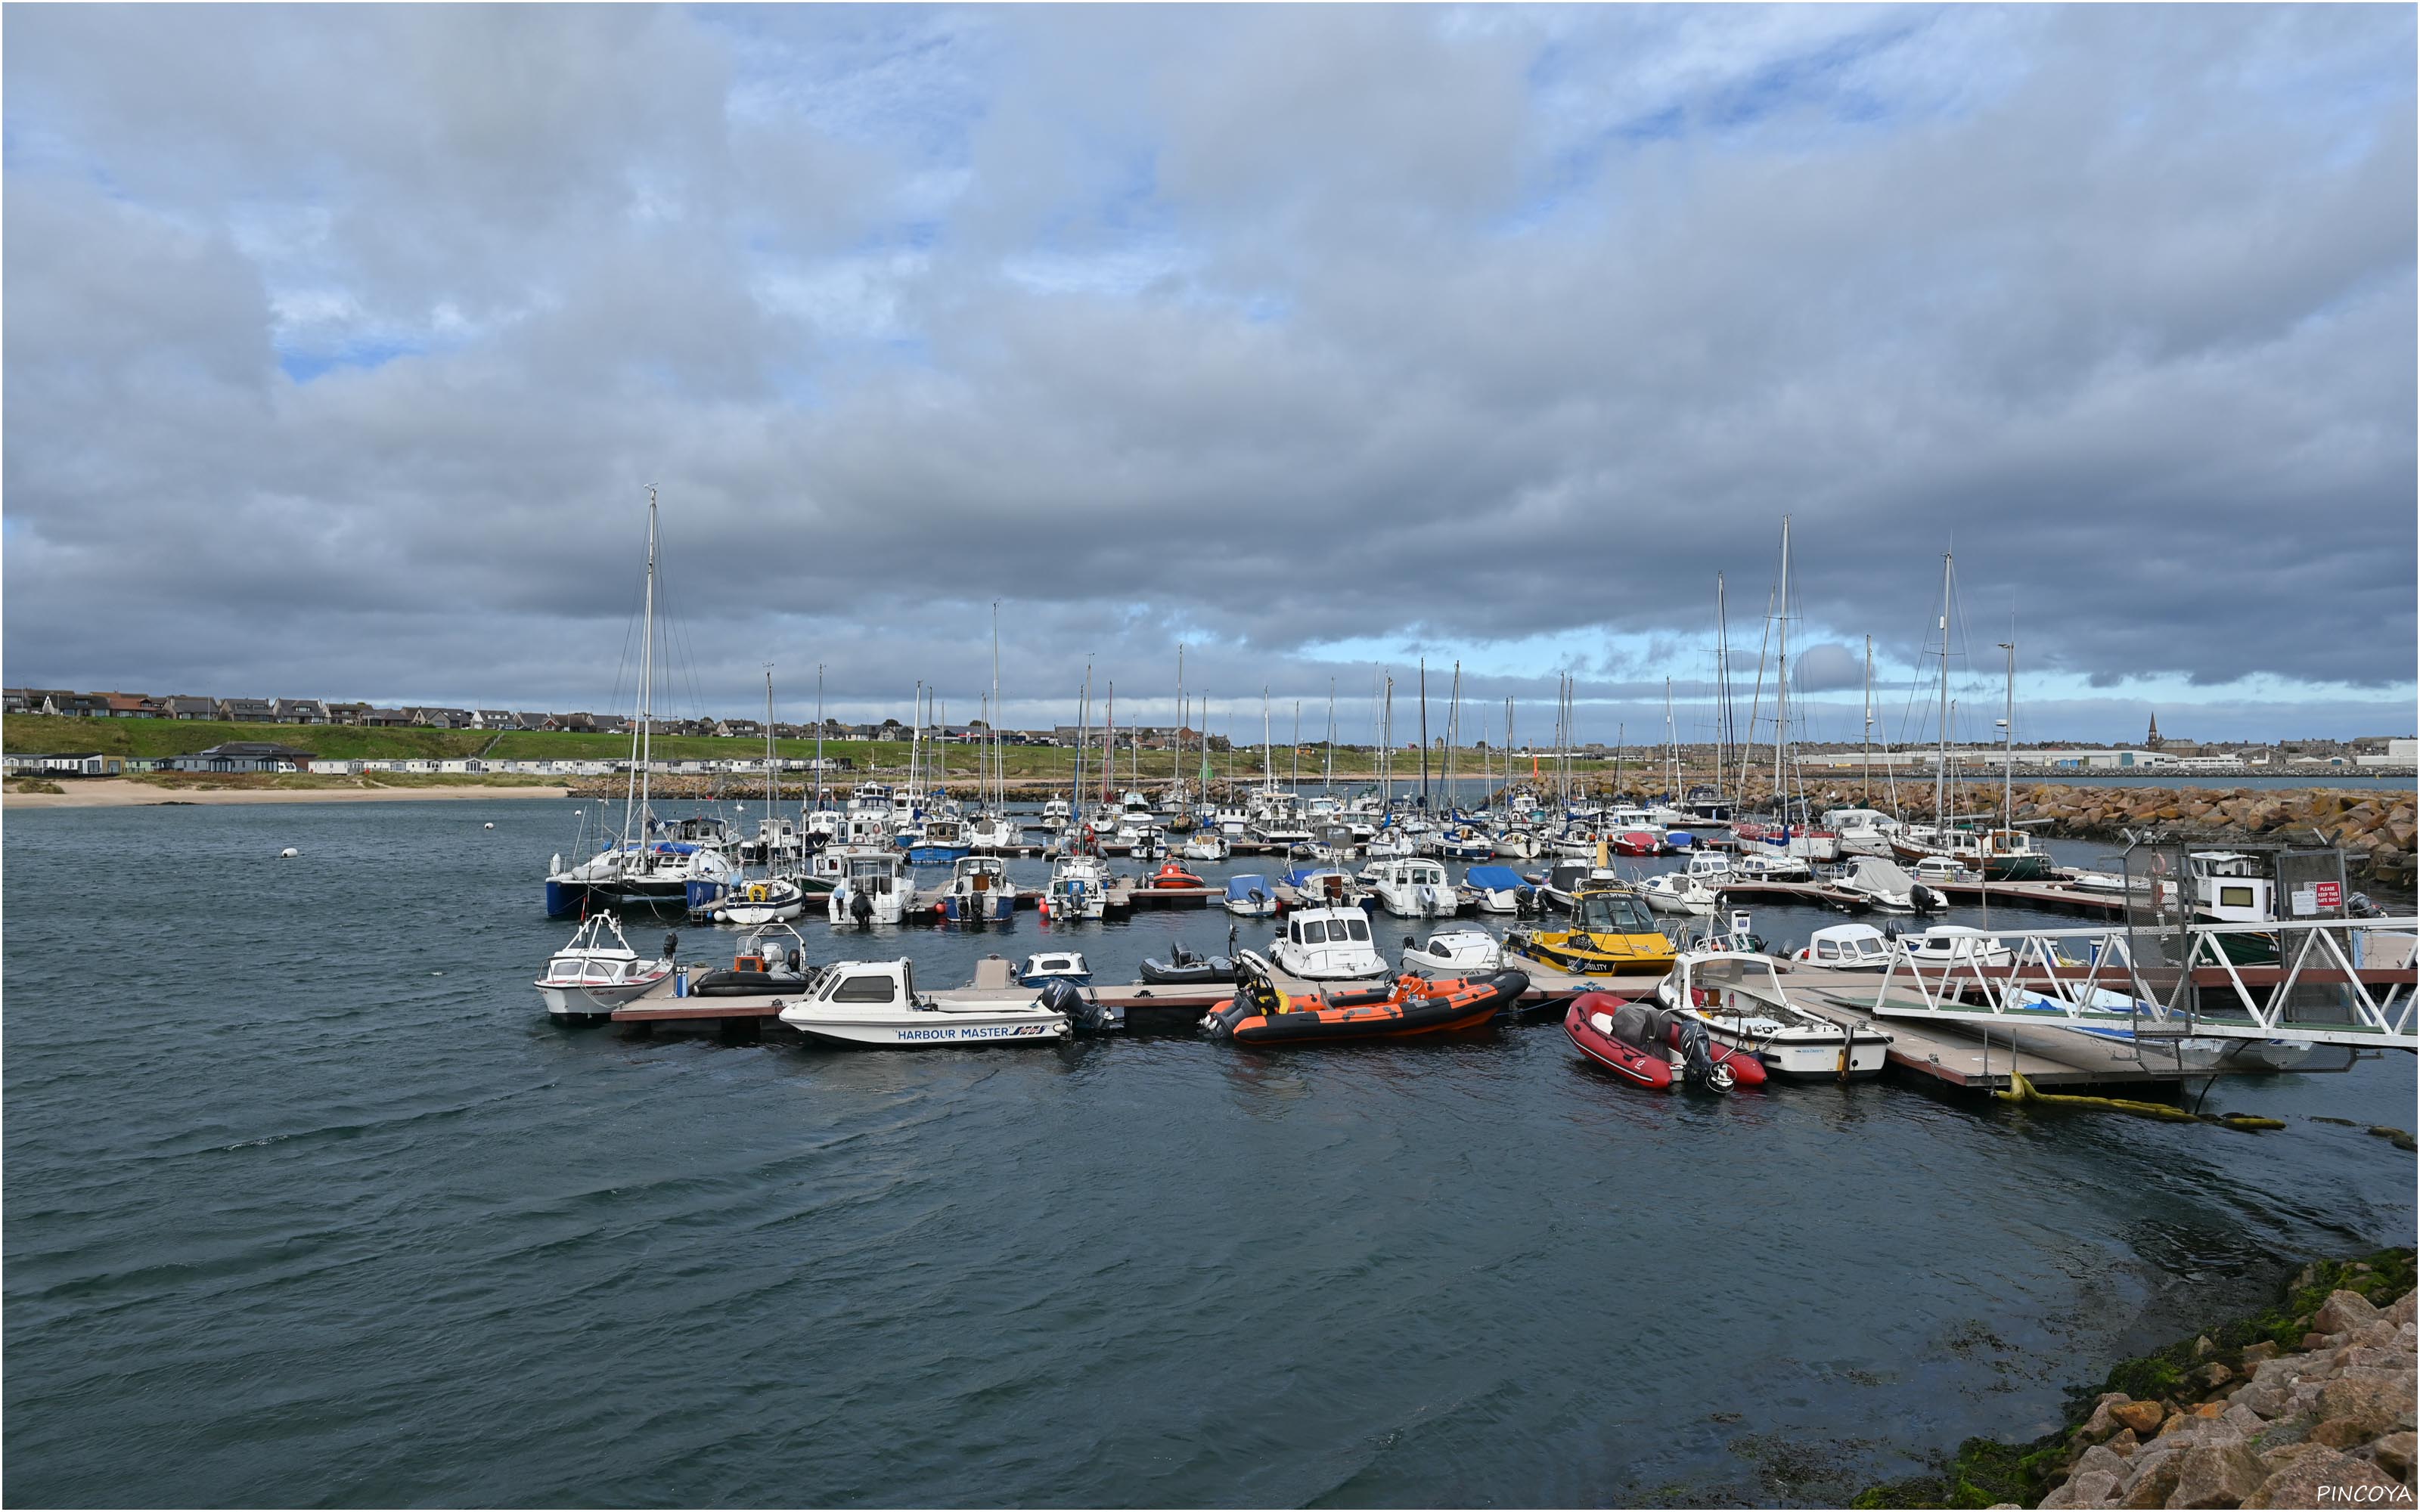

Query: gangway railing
1866,916,2418,1050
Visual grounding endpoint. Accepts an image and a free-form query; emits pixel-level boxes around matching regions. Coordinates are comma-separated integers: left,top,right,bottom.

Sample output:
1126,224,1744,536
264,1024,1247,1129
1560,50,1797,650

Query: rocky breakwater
1857,1250,2418,1510
2002,786,2418,896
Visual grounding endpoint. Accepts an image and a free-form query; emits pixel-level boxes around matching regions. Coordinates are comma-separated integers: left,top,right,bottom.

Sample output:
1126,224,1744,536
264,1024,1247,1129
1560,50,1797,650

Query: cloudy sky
6,5,2413,748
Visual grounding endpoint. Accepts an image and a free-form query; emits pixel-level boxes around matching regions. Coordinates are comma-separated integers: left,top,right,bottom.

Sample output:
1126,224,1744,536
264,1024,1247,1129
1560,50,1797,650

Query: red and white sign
2314,881,2343,909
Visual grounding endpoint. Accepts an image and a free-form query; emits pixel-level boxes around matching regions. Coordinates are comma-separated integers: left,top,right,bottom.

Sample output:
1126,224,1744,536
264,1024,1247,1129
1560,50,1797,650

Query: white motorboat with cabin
535,915,675,1017
1270,905,1390,982
1822,808,1902,859
1181,830,1231,863
1656,951,1892,1080
1399,927,1504,977
828,850,916,926
1820,856,1946,915
1791,923,1894,971
1642,865,1722,918
939,855,1016,925
1043,851,1112,921
1894,925,2015,969
1362,857,1457,918
777,959,1071,1047
1017,951,1091,986
1535,857,1622,911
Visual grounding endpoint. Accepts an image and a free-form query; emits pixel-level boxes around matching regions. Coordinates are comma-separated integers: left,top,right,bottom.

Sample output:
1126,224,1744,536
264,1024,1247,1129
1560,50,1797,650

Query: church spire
2146,710,2162,749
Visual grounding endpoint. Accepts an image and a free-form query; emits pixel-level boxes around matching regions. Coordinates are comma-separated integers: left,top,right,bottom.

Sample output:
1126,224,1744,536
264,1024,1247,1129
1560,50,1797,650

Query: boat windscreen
1576,893,1656,934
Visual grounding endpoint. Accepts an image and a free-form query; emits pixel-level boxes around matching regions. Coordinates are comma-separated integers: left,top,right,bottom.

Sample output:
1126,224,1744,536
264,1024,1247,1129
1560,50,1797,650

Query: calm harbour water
4,797,2413,1507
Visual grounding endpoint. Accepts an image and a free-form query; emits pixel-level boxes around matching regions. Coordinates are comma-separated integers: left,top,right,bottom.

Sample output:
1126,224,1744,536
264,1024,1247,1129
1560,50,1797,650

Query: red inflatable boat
1564,990,1767,1092
1149,861,1206,889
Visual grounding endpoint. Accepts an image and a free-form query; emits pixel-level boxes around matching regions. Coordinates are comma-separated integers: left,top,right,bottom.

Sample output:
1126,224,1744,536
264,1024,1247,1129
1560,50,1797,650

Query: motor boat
1655,950,1892,1080
1792,923,1894,971
1270,906,1390,982
1400,927,1503,977
1361,857,1457,918
1817,856,1947,915
1429,824,1495,863
1646,866,1723,914
778,959,1081,1046
1202,950,1527,1045
687,922,818,996
1728,850,1812,882
939,855,1017,925
534,916,675,1018
1492,828,1544,860
1042,851,1112,921
967,813,1022,853
703,875,810,926
1017,950,1092,987
827,850,915,926
1894,925,2015,970
1562,992,1767,1092
1181,831,1231,863
1509,887,1678,977
1890,823,2049,881
1734,818,1839,864
1364,830,1420,860
1140,942,1236,986
1041,798,1072,826
1464,865,1540,916
1683,909,1773,958
1147,860,1206,890
1534,858,1622,912
899,815,974,866
1823,808,1902,858
1222,873,1278,918
1277,866,1364,910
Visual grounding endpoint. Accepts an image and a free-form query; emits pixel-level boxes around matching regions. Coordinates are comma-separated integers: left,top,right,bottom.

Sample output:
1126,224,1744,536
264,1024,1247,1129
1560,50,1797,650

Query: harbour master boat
778,959,1106,1047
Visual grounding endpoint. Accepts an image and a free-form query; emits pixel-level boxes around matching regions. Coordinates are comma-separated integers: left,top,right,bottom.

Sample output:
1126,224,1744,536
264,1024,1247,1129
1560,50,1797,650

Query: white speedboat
711,875,809,925
828,850,916,926
535,915,674,1017
1729,850,1812,882
1017,951,1091,986
967,813,1022,854
1223,873,1278,917
1910,855,1971,888
939,855,1016,925
1464,865,1537,916
1270,906,1390,982
1822,808,1902,858
777,959,1070,1047
1642,870,1720,918
1400,927,1503,976
1362,857,1457,918
1791,923,1894,971
1044,851,1112,921
1895,925,2015,969
1181,831,1231,863
1656,951,1892,1080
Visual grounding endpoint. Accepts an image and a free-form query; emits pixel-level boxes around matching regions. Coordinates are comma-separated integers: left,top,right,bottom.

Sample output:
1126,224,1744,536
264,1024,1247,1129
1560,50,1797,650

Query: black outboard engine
663,932,680,961
1515,885,1538,916
850,891,873,926
1041,977,1115,1036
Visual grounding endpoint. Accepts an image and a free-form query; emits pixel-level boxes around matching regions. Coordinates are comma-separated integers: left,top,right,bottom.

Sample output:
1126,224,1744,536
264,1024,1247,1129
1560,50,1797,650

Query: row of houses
4,743,862,778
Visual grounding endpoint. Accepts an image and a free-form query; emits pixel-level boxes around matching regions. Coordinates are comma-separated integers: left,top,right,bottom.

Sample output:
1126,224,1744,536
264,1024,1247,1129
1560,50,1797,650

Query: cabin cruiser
1181,830,1231,863
828,850,916,926
1364,829,1420,860
966,812,1022,854
1212,805,1253,839
1270,906,1392,982
1043,851,1112,921
1277,866,1364,909
738,815,805,867
1823,808,1902,858
535,916,675,1017
777,959,1080,1047
1791,923,1894,971
900,815,973,866
1641,866,1721,918
1656,951,1892,1080
939,855,1017,924
1464,865,1539,916
1819,857,1946,915
1400,927,1504,977
1728,850,1812,882
1041,798,1072,826
1894,925,2015,969
1534,858,1623,912
1891,823,2049,881
1733,816,1839,864
1910,855,1971,888
1361,857,1457,918
1428,823,1495,863
1223,873,1278,917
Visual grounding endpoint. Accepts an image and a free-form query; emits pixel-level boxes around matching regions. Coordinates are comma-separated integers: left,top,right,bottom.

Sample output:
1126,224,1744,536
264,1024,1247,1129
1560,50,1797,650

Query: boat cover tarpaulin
1466,866,1527,891
1849,856,1919,893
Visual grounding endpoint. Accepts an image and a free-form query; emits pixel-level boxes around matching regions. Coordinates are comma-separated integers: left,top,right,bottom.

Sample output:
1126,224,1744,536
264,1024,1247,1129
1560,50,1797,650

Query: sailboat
542,488,739,917
1888,557,2052,881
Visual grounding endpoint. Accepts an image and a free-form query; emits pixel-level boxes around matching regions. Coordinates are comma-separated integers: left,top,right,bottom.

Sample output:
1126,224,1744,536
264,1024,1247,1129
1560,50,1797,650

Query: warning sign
2291,888,2318,916
2314,880,2343,909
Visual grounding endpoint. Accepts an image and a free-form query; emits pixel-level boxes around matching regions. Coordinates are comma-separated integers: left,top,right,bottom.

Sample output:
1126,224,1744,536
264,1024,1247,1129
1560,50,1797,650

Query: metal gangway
1866,915,2418,1052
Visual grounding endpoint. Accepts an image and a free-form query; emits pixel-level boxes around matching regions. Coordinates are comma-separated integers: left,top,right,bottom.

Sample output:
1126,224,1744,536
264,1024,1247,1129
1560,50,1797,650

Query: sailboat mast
1261,688,1273,794
1936,551,1953,829
1773,515,1790,817
1714,573,1731,804
634,485,659,863
764,665,776,838
991,602,1002,813
620,487,656,858
1324,679,1335,795
1103,682,1113,805
1862,635,1874,805
2000,626,2016,831
1417,659,1430,807
814,663,824,810
1174,644,1185,803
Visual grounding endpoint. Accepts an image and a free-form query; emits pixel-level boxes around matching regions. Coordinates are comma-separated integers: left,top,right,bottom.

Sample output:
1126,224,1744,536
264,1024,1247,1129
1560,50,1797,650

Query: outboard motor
850,890,873,926
662,932,679,962
1672,1014,1728,1091
1042,977,1116,1036
1515,885,1538,916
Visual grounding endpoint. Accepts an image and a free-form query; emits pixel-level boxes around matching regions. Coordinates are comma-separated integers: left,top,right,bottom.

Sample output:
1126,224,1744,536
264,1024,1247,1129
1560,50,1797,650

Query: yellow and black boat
1511,885,1678,975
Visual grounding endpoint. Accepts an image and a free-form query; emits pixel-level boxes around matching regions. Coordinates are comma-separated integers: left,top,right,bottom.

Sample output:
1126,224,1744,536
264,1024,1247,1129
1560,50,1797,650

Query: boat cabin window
2219,885,2256,909
1298,919,1329,943
1575,893,1656,934
830,974,898,1003
1342,916,1370,941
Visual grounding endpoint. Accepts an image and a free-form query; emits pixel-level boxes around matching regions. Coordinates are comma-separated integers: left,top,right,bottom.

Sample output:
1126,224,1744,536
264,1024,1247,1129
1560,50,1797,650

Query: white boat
1729,850,1812,882
1535,858,1622,911
1044,851,1112,921
1656,951,1893,1080
1822,807,1902,858
1400,927,1503,976
1821,856,1945,915
967,813,1022,853
1270,905,1390,982
1361,857,1457,918
1041,798,1072,826
1181,831,1231,863
1464,865,1536,916
1223,873,1278,917
1364,830,1420,860
1492,827,1544,860
1895,925,2015,969
828,850,915,925
1017,950,1091,986
777,959,1071,1047
712,875,809,925
2008,984,2313,1072
939,855,1016,925
535,915,675,1017
1791,923,1894,971
1910,855,1970,888
1641,869,1720,918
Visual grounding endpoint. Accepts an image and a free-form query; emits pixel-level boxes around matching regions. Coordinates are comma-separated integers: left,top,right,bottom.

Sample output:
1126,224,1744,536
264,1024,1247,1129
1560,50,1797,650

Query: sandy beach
4,781,573,810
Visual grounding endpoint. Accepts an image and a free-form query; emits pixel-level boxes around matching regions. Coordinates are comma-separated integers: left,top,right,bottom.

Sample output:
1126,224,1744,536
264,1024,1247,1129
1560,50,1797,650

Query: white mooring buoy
278,847,300,858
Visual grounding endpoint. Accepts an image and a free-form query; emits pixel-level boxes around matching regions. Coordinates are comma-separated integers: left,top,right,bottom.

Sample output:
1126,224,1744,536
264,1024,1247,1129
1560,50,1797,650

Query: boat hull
777,1007,1070,1047
1206,970,1527,1046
